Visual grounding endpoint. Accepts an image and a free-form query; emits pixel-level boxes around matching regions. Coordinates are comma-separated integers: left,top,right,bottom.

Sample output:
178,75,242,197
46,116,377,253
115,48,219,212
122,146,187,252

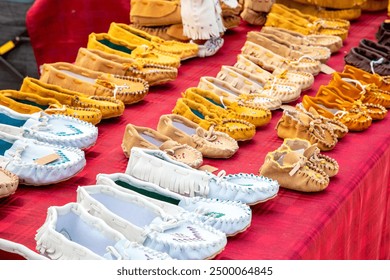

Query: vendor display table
0,10,389,260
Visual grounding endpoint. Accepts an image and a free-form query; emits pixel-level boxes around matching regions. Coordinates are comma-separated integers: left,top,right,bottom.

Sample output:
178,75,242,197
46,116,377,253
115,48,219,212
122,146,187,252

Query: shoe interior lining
140,132,163,147
190,108,205,119
7,98,48,111
55,210,116,256
98,39,132,55
0,139,13,156
60,70,95,84
90,192,158,228
0,113,26,128
172,121,196,136
114,179,180,206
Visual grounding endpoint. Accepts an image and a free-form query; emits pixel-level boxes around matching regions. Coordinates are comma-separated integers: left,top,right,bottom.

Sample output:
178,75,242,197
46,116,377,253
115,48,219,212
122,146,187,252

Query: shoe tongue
303,144,318,158
283,152,301,165
298,112,312,126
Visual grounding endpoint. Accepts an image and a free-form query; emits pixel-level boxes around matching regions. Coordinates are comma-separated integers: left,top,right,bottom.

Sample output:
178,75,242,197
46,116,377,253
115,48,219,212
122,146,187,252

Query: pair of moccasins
259,138,339,192
121,111,240,169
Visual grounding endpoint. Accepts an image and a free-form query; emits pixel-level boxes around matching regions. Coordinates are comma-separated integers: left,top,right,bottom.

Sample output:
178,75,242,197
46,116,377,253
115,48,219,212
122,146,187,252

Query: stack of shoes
0,168,19,199
39,62,150,106
275,0,363,21
125,147,280,205
21,77,126,121
87,32,181,69
121,123,204,169
157,114,239,159
241,40,322,76
259,138,339,192
265,3,350,41
0,90,103,125
221,0,243,29
74,48,178,86
107,22,199,61
301,85,374,132
240,0,273,25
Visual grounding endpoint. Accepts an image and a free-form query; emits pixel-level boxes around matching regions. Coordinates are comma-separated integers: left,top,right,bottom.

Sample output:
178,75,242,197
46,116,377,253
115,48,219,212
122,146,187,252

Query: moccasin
157,114,239,159
172,98,256,141
40,62,149,105
277,138,339,177
96,172,252,237
276,105,338,151
87,32,181,68
342,64,390,93
107,22,199,61
250,31,331,63
121,123,203,169
302,86,373,131
235,54,314,91
274,0,362,21
126,147,280,205
35,202,172,260
222,14,242,29
77,184,227,260
0,90,102,125
361,0,388,11
265,12,348,41
241,41,322,76
0,238,47,260
0,168,18,199
359,38,390,60
130,0,182,27
259,149,330,192
0,130,85,186
21,77,125,120
260,26,343,53
329,72,390,110
240,7,268,25
295,103,349,139
198,75,282,110
0,105,98,150
344,47,390,77
229,65,302,103
183,86,272,128
75,48,178,86
376,20,390,41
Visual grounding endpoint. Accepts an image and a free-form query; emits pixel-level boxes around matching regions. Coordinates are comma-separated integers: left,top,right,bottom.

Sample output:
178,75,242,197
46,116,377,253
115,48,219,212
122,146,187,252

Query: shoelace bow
370,57,385,75
289,156,307,176
6,141,28,162
194,126,218,142
131,44,158,59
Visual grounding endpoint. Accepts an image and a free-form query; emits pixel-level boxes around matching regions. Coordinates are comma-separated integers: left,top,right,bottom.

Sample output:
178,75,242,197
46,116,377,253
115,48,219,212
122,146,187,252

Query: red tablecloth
1,9,390,260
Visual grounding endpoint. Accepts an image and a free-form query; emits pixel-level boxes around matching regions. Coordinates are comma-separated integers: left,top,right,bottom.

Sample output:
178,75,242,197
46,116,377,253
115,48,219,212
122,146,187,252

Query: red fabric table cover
1,9,390,260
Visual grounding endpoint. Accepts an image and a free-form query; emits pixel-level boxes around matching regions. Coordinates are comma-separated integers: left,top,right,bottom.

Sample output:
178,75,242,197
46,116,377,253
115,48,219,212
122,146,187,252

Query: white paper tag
320,63,336,74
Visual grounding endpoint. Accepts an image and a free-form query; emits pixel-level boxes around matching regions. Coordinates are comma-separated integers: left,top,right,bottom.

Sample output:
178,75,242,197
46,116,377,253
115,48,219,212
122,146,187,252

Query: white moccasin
0,130,86,185
0,105,98,150
125,147,279,205
0,238,48,260
77,184,227,260
96,172,252,236
35,202,172,260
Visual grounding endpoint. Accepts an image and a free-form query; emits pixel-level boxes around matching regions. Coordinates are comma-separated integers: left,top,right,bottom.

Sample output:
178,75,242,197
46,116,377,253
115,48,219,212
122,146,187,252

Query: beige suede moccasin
157,114,239,159
121,123,203,169
0,168,19,198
